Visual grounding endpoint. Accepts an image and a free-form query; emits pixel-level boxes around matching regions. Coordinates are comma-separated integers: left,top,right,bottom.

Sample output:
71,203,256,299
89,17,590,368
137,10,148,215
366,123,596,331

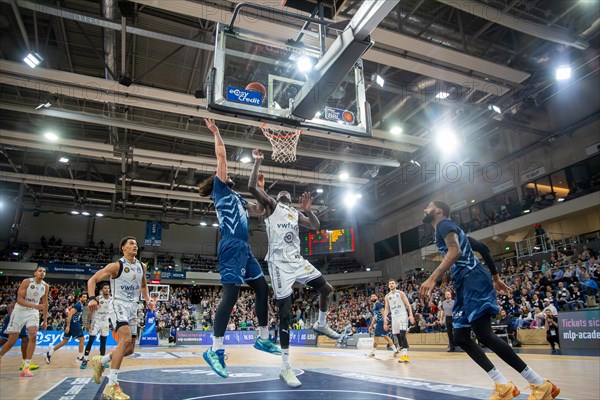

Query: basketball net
260,123,302,163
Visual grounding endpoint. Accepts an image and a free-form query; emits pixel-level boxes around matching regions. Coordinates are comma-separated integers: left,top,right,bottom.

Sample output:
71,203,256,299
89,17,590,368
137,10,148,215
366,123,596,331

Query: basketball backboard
206,23,371,137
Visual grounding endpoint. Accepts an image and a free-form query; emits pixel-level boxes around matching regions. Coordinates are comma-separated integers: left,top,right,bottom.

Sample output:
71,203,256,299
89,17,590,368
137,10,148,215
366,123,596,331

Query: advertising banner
139,311,159,346
14,330,118,347
557,309,600,355
289,329,317,346
176,330,318,346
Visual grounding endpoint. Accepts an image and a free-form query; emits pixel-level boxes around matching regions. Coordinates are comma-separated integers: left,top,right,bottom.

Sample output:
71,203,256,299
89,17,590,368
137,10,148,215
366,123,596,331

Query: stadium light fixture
374,74,385,87
435,91,450,99
344,192,362,208
316,188,324,194
523,209,531,214
488,105,501,114
70,210,80,215
297,56,313,73
23,52,43,68
435,129,458,152
240,156,251,164
81,211,90,216
555,65,571,81
557,198,565,202
96,212,104,217
12,252,19,256
212,222,219,227
44,132,58,141
390,126,403,135
339,172,349,181
59,157,69,163
35,101,52,110
200,221,207,226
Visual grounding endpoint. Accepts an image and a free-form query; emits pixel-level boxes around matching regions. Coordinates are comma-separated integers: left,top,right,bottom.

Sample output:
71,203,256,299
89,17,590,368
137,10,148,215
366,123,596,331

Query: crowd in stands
181,255,219,272
0,242,28,262
28,236,115,267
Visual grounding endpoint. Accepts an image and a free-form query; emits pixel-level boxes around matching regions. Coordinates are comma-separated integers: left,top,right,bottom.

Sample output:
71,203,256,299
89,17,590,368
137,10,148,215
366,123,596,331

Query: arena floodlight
435,91,450,99
339,172,349,181
375,74,385,87
96,212,104,217
200,221,207,226
23,52,43,68
211,222,219,227
488,105,501,114
390,126,403,135
436,129,458,152
81,211,90,216
59,157,69,163
44,132,58,141
296,56,314,73
316,187,324,194
555,65,571,81
240,156,251,164
70,210,80,215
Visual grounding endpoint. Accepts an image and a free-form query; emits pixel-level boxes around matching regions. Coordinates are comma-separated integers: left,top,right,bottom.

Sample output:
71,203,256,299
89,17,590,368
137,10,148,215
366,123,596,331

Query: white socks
48,348,54,356
108,369,119,385
487,367,509,384
318,311,327,326
282,348,290,367
259,326,269,340
212,336,224,352
100,354,111,365
521,366,544,385
23,359,31,369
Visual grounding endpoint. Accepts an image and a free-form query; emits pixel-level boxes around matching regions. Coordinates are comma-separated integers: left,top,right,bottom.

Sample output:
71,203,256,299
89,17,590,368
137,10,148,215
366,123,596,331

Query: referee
440,291,455,352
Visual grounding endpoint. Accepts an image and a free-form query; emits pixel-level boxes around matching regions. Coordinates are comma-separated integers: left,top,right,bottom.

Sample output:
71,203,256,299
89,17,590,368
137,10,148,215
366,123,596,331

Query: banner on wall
41,264,104,275
557,309,600,355
14,331,119,348
139,311,159,346
175,330,318,346
145,221,163,246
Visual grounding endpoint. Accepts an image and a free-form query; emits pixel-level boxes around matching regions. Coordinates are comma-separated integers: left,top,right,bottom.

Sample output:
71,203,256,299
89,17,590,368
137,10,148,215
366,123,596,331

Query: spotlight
240,156,252,164
211,222,219,227
339,172,349,181
471,199,476,203
35,101,52,110
409,160,421,167
555,65,571,81
373,74,384,87
59,157,69,163
23,52,43,68
344,192,362,208
70,210,80,215
435,91,450,99
523,209,531,213
390,126,403,135
81,211,90,216
557,198,565,202
316,188,324,194
96,212,104,217
366,267,371,271
435,129,458,152
44,132,58,141
296,56,313,73
12,252,19,256
200,221,207,226
488,105,502,114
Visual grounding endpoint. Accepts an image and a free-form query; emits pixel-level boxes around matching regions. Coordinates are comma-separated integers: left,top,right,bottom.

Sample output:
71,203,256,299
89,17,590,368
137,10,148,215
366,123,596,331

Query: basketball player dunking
249,148,340,388
420,201,559,400
198,118,281,379
86,236,154,400
383,279,414,363
80,283,113,369
0,266,48,377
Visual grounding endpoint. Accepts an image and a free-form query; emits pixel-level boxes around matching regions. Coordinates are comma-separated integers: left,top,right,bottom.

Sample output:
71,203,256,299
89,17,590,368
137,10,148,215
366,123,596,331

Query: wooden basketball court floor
0,344,597,399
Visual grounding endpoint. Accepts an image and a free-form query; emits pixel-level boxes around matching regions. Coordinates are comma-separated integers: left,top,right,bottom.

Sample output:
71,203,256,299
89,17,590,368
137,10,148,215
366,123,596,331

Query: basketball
245,82,267,105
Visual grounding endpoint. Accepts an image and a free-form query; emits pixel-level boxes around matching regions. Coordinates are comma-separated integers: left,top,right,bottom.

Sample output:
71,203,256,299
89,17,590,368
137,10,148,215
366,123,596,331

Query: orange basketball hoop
260,123,302,164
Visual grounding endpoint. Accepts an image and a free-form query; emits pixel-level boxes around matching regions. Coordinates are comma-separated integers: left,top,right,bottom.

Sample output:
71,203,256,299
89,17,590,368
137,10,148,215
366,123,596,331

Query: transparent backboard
144,284,170,302
207,24,371,137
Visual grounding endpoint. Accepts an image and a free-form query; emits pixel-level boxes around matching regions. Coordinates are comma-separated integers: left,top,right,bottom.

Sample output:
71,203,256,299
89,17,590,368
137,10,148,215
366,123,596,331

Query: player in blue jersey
198,118,281,378
46,293,87,365
368,294,398,358
420,201,559,400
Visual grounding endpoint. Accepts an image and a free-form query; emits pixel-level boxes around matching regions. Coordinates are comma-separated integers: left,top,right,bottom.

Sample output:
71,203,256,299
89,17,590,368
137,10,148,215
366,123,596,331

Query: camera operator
544,309,560,353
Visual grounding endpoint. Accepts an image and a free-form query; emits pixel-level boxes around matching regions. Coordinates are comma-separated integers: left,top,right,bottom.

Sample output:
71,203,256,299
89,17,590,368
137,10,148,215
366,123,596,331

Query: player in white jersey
383,279,414,363
81,283,113,369
0,266,49,377
249,149,339,388
86,236,154,400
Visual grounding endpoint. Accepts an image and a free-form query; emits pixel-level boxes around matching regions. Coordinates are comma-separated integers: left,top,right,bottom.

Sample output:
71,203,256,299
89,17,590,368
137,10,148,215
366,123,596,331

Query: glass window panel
534,176,552,196
550,169,569,198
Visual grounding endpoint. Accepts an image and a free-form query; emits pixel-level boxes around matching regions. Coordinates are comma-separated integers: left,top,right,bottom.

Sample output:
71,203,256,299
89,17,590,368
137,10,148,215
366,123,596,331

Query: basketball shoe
254,337,282,355
19,368,33,377
279,366,301,388
202,348,228,378
80,359,88,369
20,362,39,371
101,383,130,400
489,382,520,400
527,379,560,400
312,322,340,339
44,351,52,364
91,356,105,384
398,355,410,363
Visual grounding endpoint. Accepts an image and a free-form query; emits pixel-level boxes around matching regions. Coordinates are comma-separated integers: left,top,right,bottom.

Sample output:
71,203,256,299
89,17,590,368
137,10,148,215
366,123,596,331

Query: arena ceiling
0,0,598,226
